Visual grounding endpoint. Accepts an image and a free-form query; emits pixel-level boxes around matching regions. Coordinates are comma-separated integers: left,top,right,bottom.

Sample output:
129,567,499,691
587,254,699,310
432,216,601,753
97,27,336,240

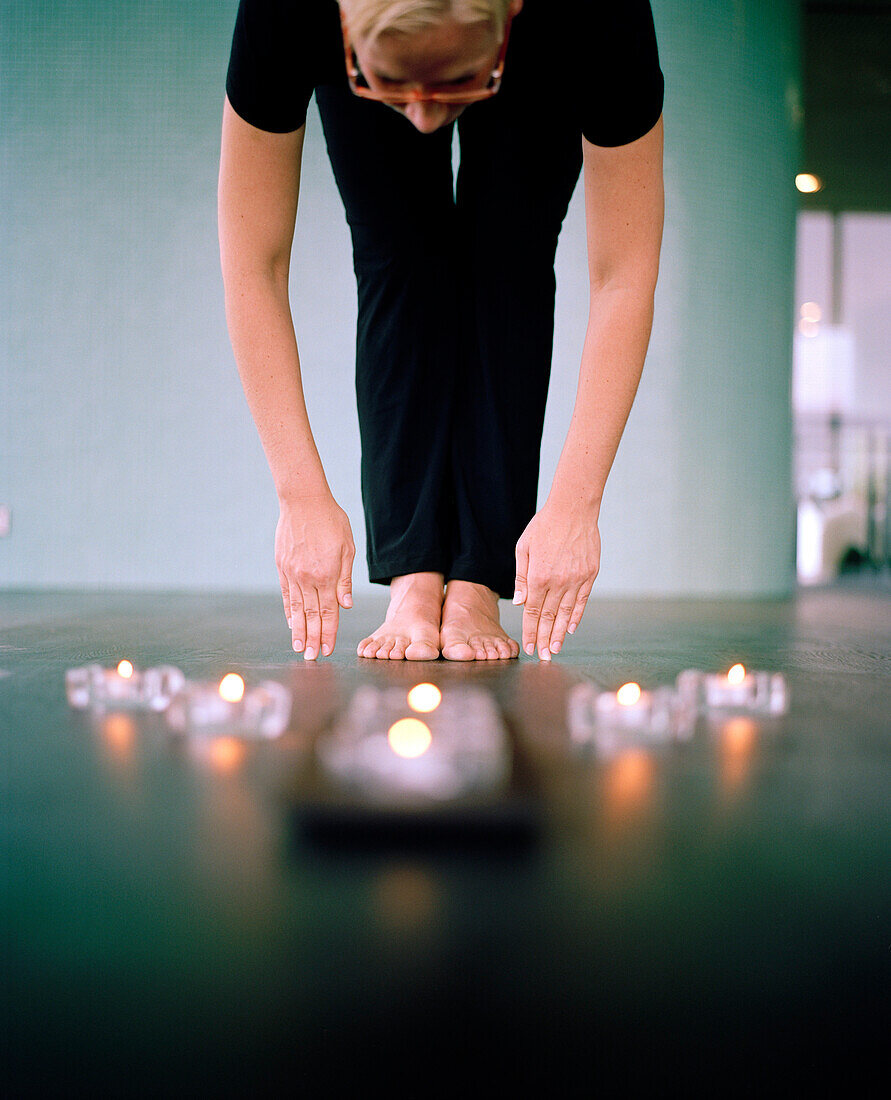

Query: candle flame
388,718,432,759
116,660,134,679
616,682,642,707
727,664,746,685
219,673,245,703
407,683,442,713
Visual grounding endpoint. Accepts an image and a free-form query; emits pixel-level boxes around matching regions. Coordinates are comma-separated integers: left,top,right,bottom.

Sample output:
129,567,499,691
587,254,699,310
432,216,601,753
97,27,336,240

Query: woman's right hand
275,495,355,660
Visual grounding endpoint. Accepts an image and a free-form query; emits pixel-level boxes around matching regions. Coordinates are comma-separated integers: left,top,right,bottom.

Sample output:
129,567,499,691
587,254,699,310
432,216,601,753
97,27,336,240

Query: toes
361,631,439,660
441,631,521,661
470,635,506,660
441,640,476,662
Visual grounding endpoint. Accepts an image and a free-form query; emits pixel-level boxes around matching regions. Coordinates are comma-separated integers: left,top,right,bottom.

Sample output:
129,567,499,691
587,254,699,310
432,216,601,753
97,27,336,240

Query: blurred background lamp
796,172,822,193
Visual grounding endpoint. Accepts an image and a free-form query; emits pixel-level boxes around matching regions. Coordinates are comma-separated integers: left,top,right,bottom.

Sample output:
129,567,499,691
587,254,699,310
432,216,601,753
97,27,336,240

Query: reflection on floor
1,586,889,1091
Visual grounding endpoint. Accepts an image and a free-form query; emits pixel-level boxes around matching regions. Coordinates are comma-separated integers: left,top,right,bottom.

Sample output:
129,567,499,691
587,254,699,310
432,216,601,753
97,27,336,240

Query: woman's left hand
513,501,601,661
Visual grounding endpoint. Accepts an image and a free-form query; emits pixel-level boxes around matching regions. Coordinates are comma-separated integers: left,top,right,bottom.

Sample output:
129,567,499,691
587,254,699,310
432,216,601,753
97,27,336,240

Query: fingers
513,542,529,606
288,582,345,660
522,578,593,660
279,574,292,631
521,582,546,659
301,587,322,662
338,552,354,610
568,582,593,636
281,545,353,661
547,586,581,655
534,589,565,662
318,589,339,658
288,583,306,655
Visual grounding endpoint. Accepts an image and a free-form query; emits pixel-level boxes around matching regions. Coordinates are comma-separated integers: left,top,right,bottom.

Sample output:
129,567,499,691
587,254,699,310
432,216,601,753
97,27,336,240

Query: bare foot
440,580,520,661
357,572,444,660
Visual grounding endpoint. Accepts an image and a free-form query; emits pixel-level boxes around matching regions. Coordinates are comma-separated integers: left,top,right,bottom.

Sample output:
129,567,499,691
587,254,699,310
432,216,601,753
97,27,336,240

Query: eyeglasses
341,10,513,105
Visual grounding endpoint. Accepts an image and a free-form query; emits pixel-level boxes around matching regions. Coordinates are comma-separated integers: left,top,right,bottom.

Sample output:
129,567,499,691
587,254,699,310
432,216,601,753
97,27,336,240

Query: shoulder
229,0,340,57
226,0,342,134
573,0,664,148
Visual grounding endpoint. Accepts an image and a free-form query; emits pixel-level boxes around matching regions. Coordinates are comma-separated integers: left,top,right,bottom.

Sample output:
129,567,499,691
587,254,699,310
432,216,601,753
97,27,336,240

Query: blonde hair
339,0,514,42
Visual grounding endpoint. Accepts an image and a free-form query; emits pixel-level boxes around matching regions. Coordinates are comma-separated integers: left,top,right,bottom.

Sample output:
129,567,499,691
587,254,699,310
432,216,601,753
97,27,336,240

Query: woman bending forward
218,0,664,661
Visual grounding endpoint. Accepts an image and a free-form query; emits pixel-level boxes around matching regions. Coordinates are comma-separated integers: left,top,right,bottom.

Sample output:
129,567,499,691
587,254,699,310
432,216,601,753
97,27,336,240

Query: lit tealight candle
407,683,442,713
700,663,753,708
65,662,185,712
316,684,510,800
388,717,433,759
616,681,643,707
676,666,788,716
567,679,696,756
164,676,291,740
104,659,139,701
219,673,245,703
597,682,657,730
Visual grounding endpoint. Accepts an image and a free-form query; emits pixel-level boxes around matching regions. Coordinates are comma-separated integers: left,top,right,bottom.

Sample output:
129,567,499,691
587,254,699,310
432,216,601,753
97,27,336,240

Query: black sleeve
579,0,664,147
226,0,338,133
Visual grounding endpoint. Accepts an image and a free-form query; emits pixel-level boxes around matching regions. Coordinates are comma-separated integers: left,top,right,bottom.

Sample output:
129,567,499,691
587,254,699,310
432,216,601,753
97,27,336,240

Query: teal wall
1,0,799,596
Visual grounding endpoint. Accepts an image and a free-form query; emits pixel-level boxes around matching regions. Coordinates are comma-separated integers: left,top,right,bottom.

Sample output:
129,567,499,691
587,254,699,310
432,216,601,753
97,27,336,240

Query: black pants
316,72,582,599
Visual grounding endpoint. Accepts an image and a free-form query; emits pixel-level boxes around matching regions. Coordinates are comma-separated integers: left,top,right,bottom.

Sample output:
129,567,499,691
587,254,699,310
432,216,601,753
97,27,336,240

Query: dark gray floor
2,586,890,1092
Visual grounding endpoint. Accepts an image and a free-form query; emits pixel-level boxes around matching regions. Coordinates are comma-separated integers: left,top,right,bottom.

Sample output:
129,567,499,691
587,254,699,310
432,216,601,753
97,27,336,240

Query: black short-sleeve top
226,0,664,147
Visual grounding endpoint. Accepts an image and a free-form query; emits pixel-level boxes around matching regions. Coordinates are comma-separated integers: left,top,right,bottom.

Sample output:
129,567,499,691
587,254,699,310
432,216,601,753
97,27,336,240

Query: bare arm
514,116,664,659
550,115,664,510
219,98,354,658
219,97,326,501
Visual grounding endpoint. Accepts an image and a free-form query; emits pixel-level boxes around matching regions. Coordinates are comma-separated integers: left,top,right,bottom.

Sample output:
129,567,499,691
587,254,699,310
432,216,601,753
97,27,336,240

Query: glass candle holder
65,661,185,713
676,665,788,716
316,684,510,802
567,680,696,757
165,674,291,741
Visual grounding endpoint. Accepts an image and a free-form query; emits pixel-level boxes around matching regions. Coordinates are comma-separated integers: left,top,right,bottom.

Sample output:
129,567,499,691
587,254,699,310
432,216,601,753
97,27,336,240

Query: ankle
446,579,499,602
390,572,445,600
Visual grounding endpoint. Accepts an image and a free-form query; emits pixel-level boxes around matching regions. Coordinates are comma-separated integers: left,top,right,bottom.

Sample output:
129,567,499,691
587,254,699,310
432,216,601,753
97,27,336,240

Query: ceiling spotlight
795,173,823,194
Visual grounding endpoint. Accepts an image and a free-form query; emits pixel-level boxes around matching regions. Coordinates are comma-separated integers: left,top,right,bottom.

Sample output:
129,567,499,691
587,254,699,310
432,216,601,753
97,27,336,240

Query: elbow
220,244,291,306
589,258,660,304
